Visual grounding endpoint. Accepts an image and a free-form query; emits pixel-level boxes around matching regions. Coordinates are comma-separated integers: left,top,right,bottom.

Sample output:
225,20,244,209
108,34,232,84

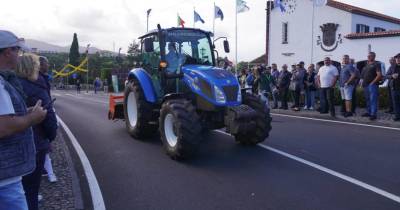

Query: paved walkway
39,130,82,210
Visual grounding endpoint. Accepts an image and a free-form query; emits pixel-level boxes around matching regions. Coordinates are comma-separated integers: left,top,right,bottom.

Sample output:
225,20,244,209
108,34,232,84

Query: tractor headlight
213,85,226,104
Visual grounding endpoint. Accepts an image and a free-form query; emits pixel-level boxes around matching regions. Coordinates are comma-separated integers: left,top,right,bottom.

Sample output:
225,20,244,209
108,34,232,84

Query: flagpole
235,0,238,76
213,2,216,38
193,7,196,28
310,1,315,65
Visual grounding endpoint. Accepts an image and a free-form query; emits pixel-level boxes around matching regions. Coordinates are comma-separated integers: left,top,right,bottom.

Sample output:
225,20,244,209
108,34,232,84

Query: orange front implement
108,94,125,120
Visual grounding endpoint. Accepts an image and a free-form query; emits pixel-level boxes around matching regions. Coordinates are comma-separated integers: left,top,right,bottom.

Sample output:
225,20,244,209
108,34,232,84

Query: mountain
25,39,113,55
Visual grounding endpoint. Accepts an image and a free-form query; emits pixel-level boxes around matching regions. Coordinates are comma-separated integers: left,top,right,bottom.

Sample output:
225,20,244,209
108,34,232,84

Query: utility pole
86,44,90,93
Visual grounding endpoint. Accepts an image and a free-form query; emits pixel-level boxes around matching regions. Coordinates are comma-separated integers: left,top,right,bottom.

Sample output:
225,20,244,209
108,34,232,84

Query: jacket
19,74,58,151
0,70,36,180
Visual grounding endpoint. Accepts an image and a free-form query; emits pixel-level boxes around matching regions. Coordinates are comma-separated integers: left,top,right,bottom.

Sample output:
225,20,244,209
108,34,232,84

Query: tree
126,40,141,68
69,33,80,66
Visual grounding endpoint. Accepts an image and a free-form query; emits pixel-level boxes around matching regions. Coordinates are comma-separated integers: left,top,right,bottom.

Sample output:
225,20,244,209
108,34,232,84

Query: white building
266,0,400,70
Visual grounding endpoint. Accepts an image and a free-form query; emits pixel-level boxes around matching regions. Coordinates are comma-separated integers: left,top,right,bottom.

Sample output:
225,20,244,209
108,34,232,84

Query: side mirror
144,38,154,52
223,40,230,53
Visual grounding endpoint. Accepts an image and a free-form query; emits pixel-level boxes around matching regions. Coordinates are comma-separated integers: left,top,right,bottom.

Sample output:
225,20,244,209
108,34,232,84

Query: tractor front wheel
235,92,272,145
159,99,202,160
124,78,158,139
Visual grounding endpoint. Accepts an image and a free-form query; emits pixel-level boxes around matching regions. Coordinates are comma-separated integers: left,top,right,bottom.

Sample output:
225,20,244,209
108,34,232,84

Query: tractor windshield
164,30,214,69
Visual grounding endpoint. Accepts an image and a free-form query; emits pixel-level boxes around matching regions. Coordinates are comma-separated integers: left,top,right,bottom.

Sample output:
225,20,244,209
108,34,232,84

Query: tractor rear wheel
124,78,158,139
235,92,272,145
159,99,202,160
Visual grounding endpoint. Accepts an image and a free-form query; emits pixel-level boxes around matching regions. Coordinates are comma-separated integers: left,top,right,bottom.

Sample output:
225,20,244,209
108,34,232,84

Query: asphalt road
53,89,400,210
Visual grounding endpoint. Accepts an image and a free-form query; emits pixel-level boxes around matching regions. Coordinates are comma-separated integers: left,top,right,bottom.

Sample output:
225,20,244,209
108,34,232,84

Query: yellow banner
52,57,89,78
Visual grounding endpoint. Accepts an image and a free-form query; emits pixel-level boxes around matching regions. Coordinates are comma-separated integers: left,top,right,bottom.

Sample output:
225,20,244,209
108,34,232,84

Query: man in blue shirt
340,55,357,117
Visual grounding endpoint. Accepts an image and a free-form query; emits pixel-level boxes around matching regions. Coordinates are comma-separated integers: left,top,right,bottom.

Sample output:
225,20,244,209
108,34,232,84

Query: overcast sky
0,0,399,61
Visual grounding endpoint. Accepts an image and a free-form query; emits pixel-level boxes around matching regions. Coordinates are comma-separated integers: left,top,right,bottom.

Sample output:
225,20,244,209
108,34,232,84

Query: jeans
0,181,28,210
392,89,400,118
305,89,316,108
363,85,379,116
293,89,301,107
22,149,47,210
272,91,279,108
279,88,289,108
388,87,393,111
320,87,335,116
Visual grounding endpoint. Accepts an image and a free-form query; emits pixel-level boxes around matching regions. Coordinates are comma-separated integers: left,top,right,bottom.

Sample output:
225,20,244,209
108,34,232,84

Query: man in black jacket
277,64,292,110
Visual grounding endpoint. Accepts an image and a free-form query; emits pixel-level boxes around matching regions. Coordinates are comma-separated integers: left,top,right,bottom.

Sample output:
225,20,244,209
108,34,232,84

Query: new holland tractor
109,25,271,159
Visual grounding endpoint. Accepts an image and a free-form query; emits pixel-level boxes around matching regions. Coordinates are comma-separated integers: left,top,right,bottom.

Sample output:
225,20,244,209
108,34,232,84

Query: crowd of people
0,30,58,210
239,52,400,121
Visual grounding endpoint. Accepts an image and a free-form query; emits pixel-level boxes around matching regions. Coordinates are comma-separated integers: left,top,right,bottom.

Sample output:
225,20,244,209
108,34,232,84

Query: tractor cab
139,26,224,100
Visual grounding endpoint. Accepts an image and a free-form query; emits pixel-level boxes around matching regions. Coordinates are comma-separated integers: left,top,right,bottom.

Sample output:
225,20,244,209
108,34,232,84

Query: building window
356,24,370,33
282,22,288,44
374,27,386,32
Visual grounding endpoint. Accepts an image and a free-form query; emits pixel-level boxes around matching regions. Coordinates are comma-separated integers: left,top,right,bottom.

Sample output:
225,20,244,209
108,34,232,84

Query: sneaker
361,113,370,117
369,115,377,121
309,107,314,111
48,174,58,183
293,107,300,112
38,194,43,202
303,106,308,110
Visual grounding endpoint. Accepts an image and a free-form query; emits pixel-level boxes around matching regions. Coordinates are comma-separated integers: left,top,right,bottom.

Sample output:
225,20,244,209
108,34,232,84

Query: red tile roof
327,0,400,24
345,30,400,39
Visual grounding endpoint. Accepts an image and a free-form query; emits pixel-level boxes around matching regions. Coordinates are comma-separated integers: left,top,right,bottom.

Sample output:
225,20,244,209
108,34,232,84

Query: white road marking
272,113,400,131
214,130,400,204
57,116,106,210
52,93,61,97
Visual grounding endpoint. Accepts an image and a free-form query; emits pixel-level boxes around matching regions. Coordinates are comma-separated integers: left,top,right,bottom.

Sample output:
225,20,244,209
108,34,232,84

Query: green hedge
333,87,391,109
285,87,392,109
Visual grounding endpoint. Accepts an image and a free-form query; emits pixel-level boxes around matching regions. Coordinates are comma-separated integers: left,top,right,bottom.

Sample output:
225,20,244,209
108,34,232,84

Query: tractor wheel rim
127,91,138,127
164,114,178,147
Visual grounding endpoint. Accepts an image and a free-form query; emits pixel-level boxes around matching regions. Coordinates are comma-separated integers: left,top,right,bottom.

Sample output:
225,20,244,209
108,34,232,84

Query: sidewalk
270,103,400,128
39,130,83,210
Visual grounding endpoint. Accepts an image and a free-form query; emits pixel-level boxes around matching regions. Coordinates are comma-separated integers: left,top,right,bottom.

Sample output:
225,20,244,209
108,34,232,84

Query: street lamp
147,9,152,32
86,44,90,93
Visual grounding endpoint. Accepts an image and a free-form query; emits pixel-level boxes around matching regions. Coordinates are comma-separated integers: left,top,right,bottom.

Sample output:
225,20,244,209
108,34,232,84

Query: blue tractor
109,25,271,159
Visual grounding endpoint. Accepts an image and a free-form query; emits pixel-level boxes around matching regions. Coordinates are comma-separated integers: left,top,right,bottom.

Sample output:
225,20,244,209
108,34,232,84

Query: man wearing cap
388,54,400,121
0,30,47,210
360,52,383,120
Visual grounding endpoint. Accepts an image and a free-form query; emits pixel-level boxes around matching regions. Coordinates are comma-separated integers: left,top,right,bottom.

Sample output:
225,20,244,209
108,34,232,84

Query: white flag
237,0,250,13
312,0,327,7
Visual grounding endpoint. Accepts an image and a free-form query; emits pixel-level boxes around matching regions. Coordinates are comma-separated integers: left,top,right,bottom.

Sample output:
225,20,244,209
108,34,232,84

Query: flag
194,10,205,24
147,9,152,16
274,0,286,13
215,5,224,20
311,0,327,7
177,15,185,28
237,0,250,13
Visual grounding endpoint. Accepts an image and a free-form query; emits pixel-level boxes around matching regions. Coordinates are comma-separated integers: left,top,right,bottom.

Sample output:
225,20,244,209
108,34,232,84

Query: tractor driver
165,42,183,73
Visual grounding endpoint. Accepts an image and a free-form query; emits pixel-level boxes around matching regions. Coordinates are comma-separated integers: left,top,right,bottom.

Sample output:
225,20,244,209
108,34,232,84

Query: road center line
57,116,106,210
271,113,400,131
214,130,400,204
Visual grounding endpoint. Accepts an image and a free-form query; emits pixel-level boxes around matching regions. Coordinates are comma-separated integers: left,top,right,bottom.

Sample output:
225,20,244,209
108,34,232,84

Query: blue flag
274,0,286,12
194,10,205,24
215,5,224,21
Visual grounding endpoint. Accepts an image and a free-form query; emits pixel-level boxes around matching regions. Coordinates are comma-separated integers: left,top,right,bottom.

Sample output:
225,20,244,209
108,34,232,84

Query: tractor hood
182,65,241,106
